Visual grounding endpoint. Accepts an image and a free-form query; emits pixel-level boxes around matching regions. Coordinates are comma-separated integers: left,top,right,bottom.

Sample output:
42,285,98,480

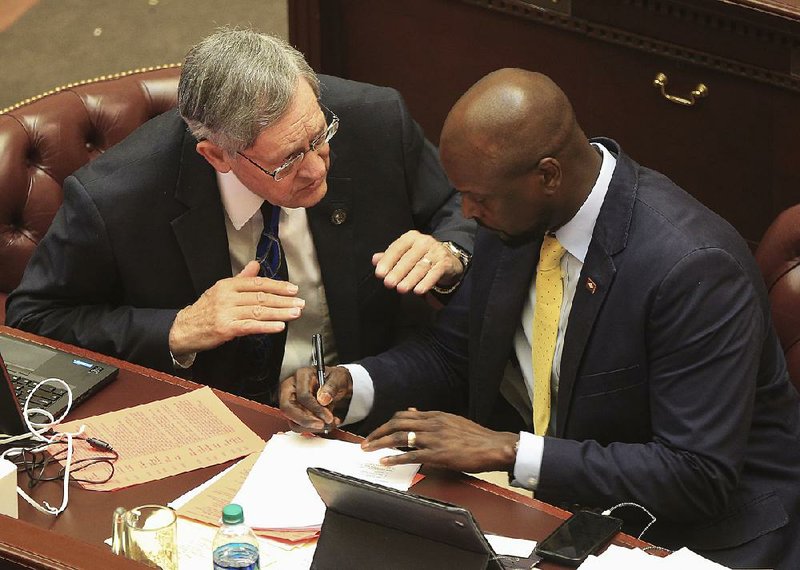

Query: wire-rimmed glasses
238,102,339,182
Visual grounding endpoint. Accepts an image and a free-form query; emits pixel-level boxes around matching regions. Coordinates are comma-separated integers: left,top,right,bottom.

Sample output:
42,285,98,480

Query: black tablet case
307,466,504,570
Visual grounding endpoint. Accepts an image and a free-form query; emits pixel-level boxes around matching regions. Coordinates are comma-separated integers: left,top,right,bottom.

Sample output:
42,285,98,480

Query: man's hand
279,366,354,433
373,230,465,295
361,409,518,473
169,260,305,356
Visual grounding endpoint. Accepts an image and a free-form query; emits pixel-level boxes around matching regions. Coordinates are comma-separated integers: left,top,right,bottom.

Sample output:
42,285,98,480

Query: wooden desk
0,326,650,569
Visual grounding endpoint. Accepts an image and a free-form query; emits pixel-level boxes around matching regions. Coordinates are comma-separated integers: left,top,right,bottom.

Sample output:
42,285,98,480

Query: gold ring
419,257,433,266
407,431,417,448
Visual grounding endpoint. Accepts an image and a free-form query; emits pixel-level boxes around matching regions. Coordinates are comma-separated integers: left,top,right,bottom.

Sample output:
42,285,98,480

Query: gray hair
178,28,320,154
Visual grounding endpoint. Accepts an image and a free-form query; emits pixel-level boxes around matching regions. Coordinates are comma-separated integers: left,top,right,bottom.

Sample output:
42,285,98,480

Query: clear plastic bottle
212,504,261,570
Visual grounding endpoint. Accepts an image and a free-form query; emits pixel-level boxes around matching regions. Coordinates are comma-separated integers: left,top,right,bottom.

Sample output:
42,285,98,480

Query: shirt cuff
340,363,375,425
511,431,544,490
170,350,196,369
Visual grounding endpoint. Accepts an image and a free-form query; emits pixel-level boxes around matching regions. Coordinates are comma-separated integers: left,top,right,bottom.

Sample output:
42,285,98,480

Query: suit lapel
171,133,232,297
307,176,358,360
556,248,615,435
556,139,638,435
471,236,538,424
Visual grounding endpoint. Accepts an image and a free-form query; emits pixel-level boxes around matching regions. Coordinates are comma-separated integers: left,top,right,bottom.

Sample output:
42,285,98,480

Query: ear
196,140,233,173
537,157,562,195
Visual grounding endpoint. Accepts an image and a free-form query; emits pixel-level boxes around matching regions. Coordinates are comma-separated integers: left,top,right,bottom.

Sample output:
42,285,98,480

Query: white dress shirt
343,143,616,486
218,170,339,381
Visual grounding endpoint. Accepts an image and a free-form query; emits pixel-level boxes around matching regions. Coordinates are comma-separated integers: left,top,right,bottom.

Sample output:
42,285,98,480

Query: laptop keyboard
11,374,66,410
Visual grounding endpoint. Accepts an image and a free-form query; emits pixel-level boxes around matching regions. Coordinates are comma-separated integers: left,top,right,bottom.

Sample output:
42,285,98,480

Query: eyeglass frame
237,102,339,182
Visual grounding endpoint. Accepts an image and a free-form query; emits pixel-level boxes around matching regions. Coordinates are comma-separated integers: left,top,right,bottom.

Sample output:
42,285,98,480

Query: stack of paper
231,432,421,532
579,545,730,569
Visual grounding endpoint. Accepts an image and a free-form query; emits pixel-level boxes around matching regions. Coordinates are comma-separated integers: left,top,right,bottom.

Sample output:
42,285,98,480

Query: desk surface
0,326,652,569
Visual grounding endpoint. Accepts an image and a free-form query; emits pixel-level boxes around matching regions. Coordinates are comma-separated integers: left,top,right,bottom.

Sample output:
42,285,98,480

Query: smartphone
534,510,622,566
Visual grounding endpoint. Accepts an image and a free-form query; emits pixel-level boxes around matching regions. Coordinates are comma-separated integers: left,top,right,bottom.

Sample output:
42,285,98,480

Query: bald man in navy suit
282,69,800,568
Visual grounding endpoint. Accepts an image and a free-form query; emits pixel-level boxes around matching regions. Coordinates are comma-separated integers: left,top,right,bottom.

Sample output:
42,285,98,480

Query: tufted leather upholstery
755,204,800,391
0,66,181,323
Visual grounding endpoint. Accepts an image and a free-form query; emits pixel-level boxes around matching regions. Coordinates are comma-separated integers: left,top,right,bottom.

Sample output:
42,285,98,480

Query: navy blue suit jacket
359,140,800,568
6,75,475,395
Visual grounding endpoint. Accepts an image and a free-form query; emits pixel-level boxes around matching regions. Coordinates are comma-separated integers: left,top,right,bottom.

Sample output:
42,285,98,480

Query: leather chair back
755,204,800,390
0,66,181,323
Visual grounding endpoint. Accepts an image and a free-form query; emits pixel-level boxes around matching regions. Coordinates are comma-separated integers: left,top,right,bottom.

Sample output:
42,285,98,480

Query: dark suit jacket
359,139,800,568
6,75,475,395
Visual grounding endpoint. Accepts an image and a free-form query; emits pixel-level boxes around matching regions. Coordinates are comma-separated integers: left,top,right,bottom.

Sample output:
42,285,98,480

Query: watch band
432,241,472,295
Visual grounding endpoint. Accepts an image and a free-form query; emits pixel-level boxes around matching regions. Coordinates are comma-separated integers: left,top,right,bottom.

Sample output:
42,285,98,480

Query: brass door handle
653,72,708,106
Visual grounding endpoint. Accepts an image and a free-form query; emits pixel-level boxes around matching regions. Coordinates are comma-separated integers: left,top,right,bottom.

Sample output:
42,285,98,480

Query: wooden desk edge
0,325,658,562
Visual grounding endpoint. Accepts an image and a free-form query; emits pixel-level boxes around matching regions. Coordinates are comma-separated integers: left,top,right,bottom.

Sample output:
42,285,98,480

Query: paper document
578,544,730,569
231,432,421,531
56,387,264,490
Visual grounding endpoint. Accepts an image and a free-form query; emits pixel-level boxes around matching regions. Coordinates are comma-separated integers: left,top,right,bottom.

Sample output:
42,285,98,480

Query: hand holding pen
311,333,332,433
312,333,326,388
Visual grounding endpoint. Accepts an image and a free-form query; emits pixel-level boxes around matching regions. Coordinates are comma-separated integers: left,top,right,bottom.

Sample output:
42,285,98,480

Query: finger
279,377,328,431
233,304,304,324
362,430,412,451
362,412,427,445
238,276,300,296
380,450,424,466
383,245,434,290
294,368,335,425
371,252,384,266
411,264,447,295
237,260,262,277
241,291,306,309
374,231,420,278
315,367,352,407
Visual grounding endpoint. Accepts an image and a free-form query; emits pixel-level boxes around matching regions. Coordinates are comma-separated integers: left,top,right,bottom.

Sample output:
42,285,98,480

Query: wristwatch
432,241,472,295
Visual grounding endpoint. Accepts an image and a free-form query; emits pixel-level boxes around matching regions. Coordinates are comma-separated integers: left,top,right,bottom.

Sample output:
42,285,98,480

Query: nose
298,147,328,180
461,195,480,220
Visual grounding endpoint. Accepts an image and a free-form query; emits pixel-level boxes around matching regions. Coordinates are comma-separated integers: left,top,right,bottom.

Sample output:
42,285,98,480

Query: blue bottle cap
221,503,244,525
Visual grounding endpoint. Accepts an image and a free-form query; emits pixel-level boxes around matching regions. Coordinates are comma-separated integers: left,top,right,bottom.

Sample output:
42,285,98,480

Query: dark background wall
0,0,289,110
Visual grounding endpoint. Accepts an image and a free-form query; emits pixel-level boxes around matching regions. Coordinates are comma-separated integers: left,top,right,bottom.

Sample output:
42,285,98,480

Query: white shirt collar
217,170,265,230
554,142,616,263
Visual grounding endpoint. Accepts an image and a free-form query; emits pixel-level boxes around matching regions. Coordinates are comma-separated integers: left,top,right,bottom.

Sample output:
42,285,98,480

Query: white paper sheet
484,534,536,557
231,432,421,531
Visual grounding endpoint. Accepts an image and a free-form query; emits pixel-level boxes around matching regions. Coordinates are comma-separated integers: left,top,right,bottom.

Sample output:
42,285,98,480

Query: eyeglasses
238,103,339,182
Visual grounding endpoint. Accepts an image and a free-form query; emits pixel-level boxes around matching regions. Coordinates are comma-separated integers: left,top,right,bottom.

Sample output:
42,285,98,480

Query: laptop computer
0,333,118,436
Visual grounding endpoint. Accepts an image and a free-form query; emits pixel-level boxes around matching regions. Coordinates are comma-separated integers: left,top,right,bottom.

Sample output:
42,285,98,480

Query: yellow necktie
532,235,565,435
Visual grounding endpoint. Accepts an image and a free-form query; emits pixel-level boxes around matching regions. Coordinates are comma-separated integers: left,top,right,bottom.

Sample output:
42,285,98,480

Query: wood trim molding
462,0,800,92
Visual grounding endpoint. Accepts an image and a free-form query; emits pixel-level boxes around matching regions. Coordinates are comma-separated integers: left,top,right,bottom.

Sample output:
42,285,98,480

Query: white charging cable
602,502,657,540
0,378,85,515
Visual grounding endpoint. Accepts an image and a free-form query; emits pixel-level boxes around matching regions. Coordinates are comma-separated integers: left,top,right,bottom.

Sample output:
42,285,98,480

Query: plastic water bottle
212,504,260,570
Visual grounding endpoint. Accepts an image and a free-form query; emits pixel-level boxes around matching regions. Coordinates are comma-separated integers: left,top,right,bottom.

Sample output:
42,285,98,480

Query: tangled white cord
0,377,85,515
602,502,657,540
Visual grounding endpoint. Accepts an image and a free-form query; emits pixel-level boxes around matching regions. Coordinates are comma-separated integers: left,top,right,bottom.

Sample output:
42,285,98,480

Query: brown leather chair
756,204,800,390
0,65,181,323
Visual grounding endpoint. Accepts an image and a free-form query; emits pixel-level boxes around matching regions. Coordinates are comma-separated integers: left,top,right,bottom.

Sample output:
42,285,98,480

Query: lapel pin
585,277,597,294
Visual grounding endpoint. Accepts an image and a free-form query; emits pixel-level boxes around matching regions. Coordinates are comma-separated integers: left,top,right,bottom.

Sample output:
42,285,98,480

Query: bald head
441,69,583,179
440,69,601,240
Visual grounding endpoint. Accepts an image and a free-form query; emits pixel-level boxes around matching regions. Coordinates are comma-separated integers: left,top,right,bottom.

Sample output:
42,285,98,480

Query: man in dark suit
280,69,800,567
5,29,475,402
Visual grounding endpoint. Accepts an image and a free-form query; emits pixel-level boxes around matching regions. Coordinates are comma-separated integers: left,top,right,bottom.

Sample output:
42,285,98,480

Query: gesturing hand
169,260,305,357
361,409,519,473
373,230,466,295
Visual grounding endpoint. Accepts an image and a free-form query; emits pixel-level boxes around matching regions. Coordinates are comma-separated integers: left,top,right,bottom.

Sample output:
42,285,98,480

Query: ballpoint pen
312,333,325,388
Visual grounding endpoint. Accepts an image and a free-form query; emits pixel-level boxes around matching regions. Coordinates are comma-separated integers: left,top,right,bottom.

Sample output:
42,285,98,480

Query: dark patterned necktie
238,202,288,404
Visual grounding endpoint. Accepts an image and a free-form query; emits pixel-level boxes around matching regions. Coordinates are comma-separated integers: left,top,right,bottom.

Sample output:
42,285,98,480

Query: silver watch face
445,242,470,266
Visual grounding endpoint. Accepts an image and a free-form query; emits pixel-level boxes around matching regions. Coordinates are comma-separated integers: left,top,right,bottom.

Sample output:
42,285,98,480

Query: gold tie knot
539,235,565,271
